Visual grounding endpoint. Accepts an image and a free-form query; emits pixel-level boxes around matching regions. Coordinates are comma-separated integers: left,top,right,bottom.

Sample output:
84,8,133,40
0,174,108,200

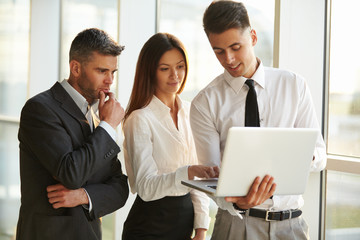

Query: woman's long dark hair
123,33,189,124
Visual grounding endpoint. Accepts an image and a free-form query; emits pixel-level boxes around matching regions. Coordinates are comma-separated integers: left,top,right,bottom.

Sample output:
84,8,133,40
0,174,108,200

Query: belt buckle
281,210,291,221
265,211,275,222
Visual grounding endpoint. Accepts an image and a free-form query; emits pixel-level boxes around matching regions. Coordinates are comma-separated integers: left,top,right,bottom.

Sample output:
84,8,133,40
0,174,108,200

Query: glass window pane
325,171,360,239
0,0,30,117
102,213,115,240
158,0,274,101
327,0,360,158
60,1,118,239
0,122,21,239
0,1,29,239
60,0,119,92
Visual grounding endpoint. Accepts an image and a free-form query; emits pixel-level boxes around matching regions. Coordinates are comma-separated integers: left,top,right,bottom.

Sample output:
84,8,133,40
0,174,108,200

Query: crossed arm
20,91,129,215
47,184,89,209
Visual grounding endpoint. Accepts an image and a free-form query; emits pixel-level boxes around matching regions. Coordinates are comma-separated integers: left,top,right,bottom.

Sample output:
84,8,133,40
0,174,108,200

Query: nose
104,72,114,84
225,51,235,65
170,68,178,79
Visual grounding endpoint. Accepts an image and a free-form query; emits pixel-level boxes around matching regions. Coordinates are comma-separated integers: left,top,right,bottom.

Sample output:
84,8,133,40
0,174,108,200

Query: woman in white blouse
121,33,219,240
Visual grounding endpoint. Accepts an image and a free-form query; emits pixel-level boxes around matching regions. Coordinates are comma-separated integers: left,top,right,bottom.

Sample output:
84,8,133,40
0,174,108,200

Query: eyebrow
95,67,118,72
158,59,185,66
213,42,241,51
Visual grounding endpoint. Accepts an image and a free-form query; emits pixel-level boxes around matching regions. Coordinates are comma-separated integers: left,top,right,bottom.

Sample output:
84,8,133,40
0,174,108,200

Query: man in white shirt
190,1,327,239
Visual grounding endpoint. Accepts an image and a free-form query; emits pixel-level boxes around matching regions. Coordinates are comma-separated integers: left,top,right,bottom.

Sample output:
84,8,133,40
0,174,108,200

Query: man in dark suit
16,28,129,240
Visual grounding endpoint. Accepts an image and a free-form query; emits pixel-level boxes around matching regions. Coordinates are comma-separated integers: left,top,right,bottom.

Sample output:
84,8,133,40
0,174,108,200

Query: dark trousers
122,193,194,240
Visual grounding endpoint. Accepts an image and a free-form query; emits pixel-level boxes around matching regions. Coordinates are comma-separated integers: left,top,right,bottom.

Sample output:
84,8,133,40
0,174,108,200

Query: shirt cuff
174,165,190,189
82,188,93,212
194,212,211,229
210,196,243,219
99,121,117,142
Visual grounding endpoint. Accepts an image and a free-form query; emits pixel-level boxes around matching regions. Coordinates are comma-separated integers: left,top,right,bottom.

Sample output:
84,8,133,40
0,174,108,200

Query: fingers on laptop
188,165,219,180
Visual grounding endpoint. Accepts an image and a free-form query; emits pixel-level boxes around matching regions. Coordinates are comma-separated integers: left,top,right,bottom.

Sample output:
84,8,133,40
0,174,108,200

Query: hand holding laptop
225,175,276,210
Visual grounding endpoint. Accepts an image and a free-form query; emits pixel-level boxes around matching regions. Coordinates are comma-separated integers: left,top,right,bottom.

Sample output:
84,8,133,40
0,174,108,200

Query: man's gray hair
69,28,124,63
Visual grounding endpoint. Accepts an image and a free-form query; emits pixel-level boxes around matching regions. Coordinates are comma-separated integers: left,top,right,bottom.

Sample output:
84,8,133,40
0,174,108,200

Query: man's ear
250,29,258,47
69,60,81,78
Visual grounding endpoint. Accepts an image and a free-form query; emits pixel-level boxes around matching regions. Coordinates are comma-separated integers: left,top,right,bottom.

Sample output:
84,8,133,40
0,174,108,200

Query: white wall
116,0,157,106
29,0,60,98
114,0,157,239
278,0,326,239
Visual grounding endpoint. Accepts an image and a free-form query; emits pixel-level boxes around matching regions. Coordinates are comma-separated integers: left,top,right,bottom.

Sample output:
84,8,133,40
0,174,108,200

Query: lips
228,63,241,71
100,88,110,93
168,81,180,86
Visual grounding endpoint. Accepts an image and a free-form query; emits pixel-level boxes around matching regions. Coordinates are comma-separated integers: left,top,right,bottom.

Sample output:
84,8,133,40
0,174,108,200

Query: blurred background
0,0,359,239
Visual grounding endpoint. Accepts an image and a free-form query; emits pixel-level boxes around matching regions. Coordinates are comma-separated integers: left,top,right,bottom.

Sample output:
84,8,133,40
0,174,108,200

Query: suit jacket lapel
50,82,92,136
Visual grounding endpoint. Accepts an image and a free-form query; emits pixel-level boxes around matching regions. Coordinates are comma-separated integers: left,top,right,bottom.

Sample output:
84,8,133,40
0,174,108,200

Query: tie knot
245,79,255,89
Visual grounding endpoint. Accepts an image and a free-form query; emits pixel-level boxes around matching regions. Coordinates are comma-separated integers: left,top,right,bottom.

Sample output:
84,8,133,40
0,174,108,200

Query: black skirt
122,193,194,240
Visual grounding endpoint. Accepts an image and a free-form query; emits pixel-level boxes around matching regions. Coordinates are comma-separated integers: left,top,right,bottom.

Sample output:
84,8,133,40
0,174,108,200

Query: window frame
322,0,360,238
323,0,360,185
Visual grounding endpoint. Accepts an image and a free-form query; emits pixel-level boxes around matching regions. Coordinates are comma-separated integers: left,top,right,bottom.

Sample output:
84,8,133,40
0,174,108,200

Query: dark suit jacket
16,82,129,240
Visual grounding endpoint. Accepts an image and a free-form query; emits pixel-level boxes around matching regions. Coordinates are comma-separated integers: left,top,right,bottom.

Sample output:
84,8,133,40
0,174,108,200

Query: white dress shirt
123,95,210,229
190,60,327,216
60,79,118,212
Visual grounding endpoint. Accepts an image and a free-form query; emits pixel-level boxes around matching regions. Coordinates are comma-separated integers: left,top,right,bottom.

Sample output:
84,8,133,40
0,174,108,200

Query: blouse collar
148,95,184,116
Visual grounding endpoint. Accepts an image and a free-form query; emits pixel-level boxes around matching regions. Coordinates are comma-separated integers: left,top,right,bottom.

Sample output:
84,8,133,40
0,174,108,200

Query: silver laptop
182,127,318,196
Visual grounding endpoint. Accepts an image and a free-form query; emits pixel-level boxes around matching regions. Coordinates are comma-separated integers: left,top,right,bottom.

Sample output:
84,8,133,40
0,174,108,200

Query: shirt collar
60,79,99,115
224,58,265,93
148,95,184,115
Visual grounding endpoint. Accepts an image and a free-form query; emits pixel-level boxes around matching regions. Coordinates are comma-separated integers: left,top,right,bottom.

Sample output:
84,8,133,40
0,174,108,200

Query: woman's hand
188,165,219,180
192,228,207,240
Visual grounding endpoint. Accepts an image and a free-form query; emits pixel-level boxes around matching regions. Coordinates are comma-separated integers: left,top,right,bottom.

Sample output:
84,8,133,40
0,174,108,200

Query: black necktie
245,79,260,127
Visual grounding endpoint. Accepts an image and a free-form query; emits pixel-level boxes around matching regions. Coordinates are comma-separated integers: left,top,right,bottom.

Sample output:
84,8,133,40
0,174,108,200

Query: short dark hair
203,1,251,35
69,28,124,63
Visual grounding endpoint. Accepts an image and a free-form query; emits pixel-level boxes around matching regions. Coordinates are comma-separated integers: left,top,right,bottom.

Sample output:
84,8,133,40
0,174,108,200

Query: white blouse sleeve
190,189,211,228
123,112,189,201
187,124,211,229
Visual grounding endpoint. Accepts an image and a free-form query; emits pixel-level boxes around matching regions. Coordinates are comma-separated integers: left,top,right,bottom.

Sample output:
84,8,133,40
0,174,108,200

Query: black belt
248,208,302,221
